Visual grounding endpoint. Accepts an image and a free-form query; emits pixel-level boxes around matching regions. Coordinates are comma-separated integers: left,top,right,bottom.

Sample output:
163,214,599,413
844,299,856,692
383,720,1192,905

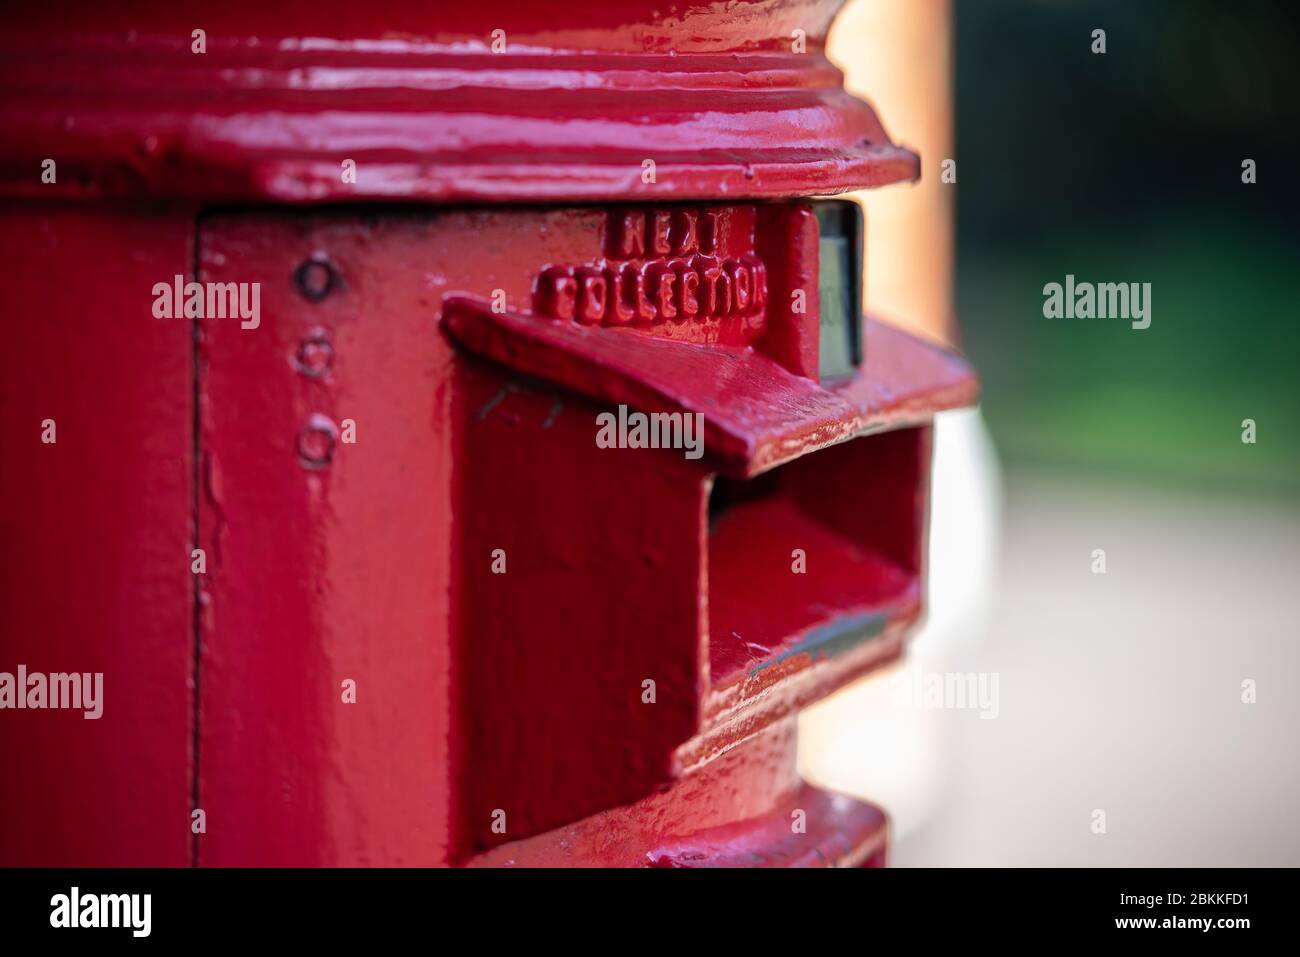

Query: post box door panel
197,208,706,863
197,212,459,865
196,204,971,864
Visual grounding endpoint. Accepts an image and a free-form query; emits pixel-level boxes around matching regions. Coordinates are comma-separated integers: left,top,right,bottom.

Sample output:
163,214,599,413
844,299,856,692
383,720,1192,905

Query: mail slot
0,0,976,867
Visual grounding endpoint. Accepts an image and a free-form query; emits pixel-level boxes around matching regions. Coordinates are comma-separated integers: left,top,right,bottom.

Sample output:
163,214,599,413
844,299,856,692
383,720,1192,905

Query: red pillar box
0,1,976,866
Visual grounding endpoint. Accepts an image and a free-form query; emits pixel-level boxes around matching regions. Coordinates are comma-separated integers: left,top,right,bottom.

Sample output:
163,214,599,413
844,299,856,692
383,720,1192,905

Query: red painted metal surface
469,720,888,868
193,205,964,866
0,207,194,866
195,213,457,866
443,299,974,476
0,0,976,867
0,2,916,204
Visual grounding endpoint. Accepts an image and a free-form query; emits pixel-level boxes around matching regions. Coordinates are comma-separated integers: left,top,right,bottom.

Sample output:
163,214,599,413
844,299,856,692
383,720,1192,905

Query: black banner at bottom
0,867,1284,943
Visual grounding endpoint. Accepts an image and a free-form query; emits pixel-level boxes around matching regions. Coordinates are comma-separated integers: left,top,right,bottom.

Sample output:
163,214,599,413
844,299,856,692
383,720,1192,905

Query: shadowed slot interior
707,427,928,688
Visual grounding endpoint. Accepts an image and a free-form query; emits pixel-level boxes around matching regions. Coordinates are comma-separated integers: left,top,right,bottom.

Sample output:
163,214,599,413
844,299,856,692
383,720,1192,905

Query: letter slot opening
706,425,930,689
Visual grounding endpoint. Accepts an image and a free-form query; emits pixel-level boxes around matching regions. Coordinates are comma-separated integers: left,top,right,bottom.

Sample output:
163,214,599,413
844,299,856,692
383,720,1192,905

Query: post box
0,0,976,866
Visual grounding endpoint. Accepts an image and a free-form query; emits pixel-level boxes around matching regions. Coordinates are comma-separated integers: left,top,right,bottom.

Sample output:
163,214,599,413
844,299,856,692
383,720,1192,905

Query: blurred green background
954,0,1299,495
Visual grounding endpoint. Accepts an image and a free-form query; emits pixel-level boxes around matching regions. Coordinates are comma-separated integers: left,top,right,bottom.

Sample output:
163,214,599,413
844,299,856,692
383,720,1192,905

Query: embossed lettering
575,268,607,324
651,210,673,256
652,265,677,320
615,211,646,258
670,210,698,256
727,259,751,312
538,266,577,320
534,207,767,326
674,261,700,317
607,265,636,325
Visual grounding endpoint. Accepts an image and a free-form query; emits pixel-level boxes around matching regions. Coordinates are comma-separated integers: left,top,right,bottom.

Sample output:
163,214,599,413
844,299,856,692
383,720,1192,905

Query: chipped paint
749,611,889,677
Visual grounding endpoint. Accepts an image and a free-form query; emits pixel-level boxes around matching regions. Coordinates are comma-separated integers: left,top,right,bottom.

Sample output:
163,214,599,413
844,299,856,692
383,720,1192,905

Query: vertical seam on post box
189,217,203,868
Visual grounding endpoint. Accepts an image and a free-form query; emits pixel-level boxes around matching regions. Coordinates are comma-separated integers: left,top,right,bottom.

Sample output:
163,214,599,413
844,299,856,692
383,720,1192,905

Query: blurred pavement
802,414,1300,866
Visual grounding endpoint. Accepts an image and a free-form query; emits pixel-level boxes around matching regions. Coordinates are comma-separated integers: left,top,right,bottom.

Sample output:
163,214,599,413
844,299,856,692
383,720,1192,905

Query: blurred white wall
827,0,956,346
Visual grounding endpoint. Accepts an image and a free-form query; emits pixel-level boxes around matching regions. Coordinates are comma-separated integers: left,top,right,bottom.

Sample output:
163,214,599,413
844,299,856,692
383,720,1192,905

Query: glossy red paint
442,298,974,477
0,207,194,866
195,213,458,866
756,204,822,379
0,1,916,205
468,720,888,868
0,0,975,868
184,205,964,865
